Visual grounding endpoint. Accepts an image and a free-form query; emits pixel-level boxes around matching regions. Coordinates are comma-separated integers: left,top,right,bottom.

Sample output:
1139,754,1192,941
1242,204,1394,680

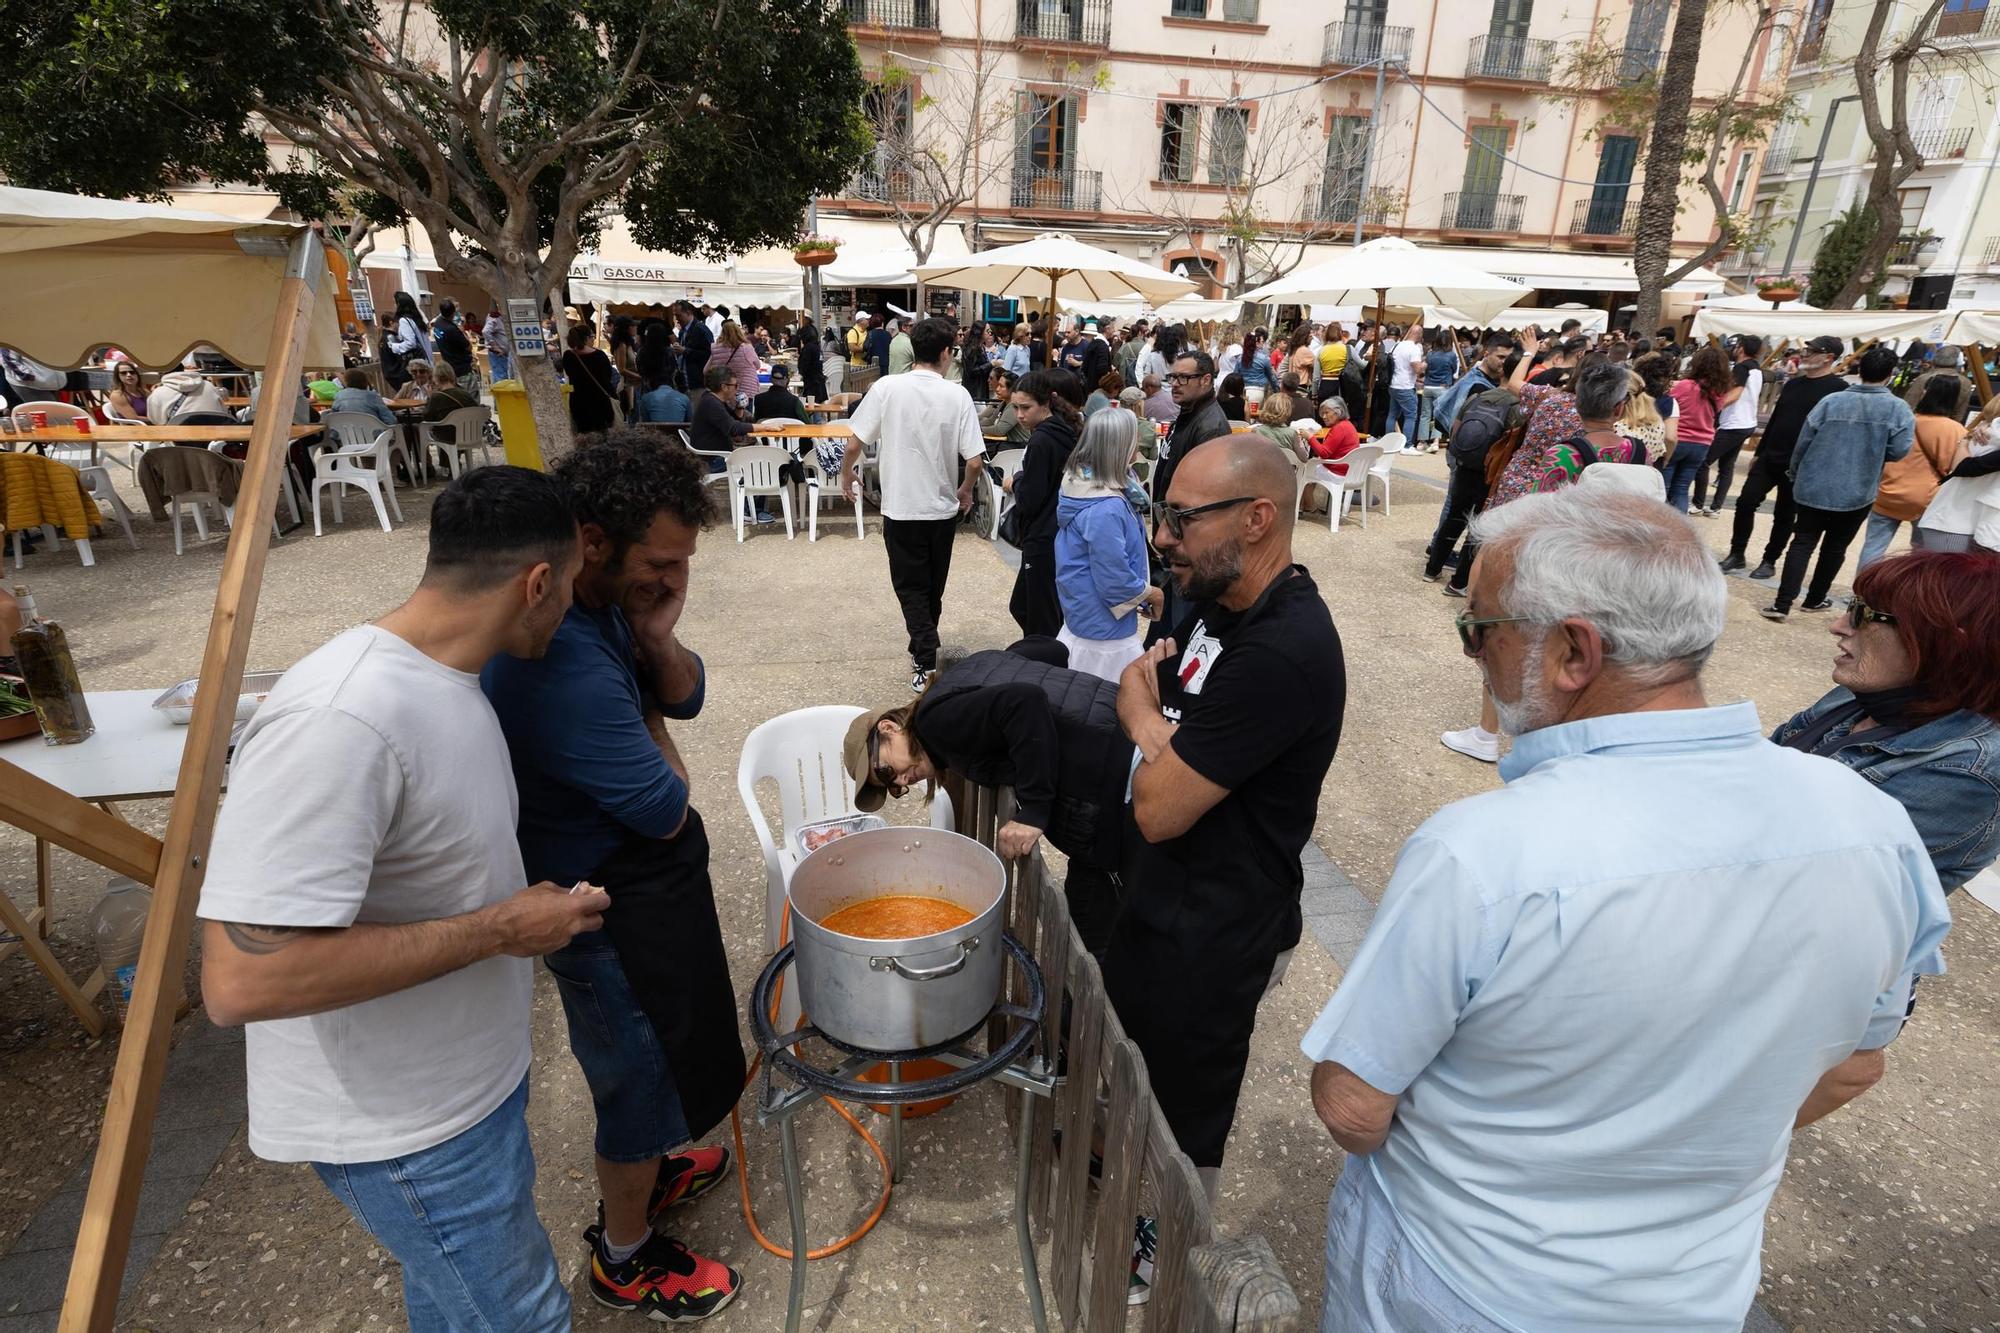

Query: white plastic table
0,689,196,1034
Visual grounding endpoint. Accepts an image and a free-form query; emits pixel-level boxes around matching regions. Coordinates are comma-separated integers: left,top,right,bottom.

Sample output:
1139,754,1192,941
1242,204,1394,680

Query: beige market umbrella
913,231,1194,323
1236,237,1525,427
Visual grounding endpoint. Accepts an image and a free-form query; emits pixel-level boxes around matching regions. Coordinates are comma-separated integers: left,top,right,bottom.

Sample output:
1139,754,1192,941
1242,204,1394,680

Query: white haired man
1303,490,1951,1333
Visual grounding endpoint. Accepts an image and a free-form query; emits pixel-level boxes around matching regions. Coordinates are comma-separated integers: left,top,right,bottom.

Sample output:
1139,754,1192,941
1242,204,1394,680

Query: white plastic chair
988,446,1026,541
802,455,867,541
1296,443,1383,530
1371,431,1407,455
726,445,795,541
10,403,139,545
417,404,494,479
310,425,404,534
321,409,416,494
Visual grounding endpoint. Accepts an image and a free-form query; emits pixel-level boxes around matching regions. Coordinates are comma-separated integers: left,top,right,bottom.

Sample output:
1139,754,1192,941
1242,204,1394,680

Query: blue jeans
1859,510,1902,568
1417,385,1445,443
487,352,511,384
311,1075,568,1333
1322,1162,1507,1332
1664,441,1708,513
1388,386,1421,443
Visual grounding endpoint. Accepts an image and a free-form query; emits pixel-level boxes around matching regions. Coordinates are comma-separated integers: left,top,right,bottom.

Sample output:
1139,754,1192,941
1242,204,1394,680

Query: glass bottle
10,585,94,744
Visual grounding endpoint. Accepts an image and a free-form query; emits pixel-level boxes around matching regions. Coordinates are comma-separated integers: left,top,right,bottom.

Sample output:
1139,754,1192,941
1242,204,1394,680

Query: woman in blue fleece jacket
1055,407,1162,681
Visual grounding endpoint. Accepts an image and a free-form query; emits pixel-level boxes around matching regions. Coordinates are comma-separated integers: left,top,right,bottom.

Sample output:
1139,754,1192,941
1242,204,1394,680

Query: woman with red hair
1771,549,2000,891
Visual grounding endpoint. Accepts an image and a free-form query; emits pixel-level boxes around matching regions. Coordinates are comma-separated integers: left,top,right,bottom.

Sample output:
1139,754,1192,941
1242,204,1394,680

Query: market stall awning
1056,294,1245,323
1689,306,1956,344
1281,242,1726,296
0,184,342,369
1701,291,1818,312
822,224,972,287
164,190,284,222
913,232,1194,308
1424,304,1608,334
1235,237,1525,324
1946,309,2000,344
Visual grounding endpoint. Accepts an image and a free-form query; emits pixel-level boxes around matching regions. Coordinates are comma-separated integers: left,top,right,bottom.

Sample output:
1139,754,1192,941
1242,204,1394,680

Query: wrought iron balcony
843,0,940,29
1016,0,1110,46
1762,132,1797,175
1322,19,1412,67
1887,233,1940,268
846,163,933,204
1467,33,1555,82
1569,196,1639,237
1984,237,2000,271
1011,165,1103,213
1911,125,1973,159
1442,191,1526,232
1312,179,1394,228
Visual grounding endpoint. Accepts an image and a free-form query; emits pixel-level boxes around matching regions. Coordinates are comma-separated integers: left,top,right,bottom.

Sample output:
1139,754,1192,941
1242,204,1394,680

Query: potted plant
1757,277,1803,304
794,234,841,268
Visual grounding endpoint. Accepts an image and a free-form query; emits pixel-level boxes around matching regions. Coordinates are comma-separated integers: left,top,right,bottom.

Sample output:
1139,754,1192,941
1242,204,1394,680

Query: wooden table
751,423,855,440
0,425,320,447
0,690,198,1035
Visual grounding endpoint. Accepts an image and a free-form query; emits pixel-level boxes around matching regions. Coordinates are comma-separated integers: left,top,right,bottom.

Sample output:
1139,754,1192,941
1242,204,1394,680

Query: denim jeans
1859,510,1903,568
487,352,511,384
1417,385,1446,443
311,1075,568,1333
1321,1163,1507,1333
1664,441,1708,513
1387,386,1421,444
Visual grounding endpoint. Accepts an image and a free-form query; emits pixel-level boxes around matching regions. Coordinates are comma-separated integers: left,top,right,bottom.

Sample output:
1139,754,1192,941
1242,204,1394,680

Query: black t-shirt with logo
1125,566,1345,954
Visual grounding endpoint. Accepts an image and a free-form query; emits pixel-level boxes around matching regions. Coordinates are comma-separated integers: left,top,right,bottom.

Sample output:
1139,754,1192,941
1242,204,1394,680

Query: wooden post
1965,343,1994,405
59,230,323,1332
1188,1235,1301,1332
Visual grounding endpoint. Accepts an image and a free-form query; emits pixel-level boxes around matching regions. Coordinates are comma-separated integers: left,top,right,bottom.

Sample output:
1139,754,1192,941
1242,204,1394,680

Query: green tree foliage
0,0,872,454
1808,202,1880,309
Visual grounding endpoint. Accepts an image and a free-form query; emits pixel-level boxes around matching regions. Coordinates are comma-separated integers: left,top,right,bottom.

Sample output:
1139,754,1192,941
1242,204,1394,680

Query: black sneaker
1749,561,1777,581
1128,1215,1158,1306
586,1217,742,1322
1759,604,1789,622
1718,554,1745,573
1800,598,1835,613
1421,568,1445,583
911,668,935,693
1442,584,1467,599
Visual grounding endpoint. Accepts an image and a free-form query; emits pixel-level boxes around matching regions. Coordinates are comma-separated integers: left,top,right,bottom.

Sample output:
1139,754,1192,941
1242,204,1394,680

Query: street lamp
1779,93,1861,278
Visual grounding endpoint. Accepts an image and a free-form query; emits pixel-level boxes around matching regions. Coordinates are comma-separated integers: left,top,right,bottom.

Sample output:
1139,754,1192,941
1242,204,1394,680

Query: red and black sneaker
585,1220,741,1322
647,1146,731,1223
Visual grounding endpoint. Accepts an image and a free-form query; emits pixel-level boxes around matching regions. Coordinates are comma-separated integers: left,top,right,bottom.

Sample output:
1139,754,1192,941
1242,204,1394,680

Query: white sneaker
1441,727,1500,763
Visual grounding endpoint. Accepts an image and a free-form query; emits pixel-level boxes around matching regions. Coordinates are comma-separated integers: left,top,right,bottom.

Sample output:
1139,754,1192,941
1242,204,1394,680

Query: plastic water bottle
91,877,151,1025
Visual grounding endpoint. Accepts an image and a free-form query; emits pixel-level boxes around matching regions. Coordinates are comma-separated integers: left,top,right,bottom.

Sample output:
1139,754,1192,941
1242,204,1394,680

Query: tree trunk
1829,0,1945,309
1630,0,1710,336
492,263,573,464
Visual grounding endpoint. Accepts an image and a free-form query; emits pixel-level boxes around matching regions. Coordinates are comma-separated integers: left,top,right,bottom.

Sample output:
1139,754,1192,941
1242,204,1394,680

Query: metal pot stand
749,935,1056,1333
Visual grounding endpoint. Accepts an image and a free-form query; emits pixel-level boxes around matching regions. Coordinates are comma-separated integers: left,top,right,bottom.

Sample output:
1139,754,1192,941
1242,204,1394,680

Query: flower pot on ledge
1758,285,1801,304
795,249,837,268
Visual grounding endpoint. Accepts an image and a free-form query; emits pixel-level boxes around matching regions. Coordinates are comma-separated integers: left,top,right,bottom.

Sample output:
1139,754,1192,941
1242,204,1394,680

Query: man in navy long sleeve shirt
482,431,745,1321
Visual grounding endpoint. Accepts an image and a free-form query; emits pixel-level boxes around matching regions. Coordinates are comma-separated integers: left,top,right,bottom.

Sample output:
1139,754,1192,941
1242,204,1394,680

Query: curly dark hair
550,427,718,553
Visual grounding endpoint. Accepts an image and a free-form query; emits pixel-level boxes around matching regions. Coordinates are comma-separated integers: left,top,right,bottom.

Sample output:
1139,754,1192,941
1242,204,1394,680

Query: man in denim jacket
1764,344,1913,620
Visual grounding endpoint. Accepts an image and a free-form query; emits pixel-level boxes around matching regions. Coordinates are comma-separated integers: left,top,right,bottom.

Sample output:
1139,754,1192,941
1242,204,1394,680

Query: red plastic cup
29,411,47,430
74,416,91,434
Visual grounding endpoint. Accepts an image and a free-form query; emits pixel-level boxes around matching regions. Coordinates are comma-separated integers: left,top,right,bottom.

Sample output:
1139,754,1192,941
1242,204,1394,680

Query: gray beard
1491,635,1556,737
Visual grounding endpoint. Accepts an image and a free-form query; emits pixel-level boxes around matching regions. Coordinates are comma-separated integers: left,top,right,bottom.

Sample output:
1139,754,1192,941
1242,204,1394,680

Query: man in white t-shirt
1387,325,1427,444
1697,334,1765,516
198,465,601,1332
840,316,985,691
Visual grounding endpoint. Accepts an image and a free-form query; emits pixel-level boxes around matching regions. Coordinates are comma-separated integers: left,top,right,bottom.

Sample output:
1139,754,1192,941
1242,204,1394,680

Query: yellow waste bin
489,378,569,471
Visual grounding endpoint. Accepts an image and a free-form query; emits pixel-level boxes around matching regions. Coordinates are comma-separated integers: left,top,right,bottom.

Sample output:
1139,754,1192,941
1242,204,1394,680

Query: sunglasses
1455,610,1536,655
1151,495,1255,539
1847,597,1898,630
865,727,899,792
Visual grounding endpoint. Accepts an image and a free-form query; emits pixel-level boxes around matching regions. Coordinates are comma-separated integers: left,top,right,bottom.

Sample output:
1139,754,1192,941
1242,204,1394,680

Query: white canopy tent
1235,237,1526,323
821,224,972,287
1700,291,1819,313
0,185,341,369
1422,304,1608,334
1689,306,1956,345
1276,241,1727,298
1946,309,2000,345
1055,294,1245,324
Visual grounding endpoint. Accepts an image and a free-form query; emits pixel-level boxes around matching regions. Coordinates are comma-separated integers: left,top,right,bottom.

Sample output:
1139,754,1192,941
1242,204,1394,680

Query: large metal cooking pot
787,826,1005,1051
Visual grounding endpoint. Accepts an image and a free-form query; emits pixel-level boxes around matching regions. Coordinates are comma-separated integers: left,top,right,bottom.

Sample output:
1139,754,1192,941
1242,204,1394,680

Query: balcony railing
1911,125,1973,159
1616,44,1662,82
1984,237,2000,270
1011,164,1103,213
843,0,939,28
1935,3,2000,39
1762,133,1797,175
847,163,934,204
1016,0,1110,45
1887,233,1939,267
1569,196,1639,237
1312,178,1395,228
1467,33,1555,82
1322,19,1413,66
1442,191,1526,232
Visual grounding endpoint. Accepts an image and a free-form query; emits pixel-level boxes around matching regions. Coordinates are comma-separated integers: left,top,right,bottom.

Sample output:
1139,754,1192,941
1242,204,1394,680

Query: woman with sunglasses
1770,549,2000,892
844,646,1133,954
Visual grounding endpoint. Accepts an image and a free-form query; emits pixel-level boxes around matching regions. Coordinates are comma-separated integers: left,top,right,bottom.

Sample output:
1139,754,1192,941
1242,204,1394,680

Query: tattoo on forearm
222,922,305,955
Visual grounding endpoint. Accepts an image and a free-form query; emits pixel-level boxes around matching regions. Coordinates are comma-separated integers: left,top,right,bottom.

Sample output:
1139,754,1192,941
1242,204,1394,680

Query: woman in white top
1917,398,2000,554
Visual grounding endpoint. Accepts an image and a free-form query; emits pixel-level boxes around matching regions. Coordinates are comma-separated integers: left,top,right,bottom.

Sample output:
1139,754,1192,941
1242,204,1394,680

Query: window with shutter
1209,106,1248,185
1159,104,1197,183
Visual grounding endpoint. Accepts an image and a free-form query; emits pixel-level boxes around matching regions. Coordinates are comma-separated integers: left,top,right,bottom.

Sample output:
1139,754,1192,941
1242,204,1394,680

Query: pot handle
869,936,980,980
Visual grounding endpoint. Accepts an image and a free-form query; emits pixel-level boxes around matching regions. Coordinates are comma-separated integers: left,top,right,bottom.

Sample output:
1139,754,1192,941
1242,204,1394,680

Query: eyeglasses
1163,371,1208,385
1847,597,1898,630
1455,610,1537,654
1151,495,1255,539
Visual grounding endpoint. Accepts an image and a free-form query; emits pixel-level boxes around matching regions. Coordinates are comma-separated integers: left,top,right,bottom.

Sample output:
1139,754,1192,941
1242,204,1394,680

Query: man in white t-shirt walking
841,316,985,691
1387,324,1426,444
199,465,603,1332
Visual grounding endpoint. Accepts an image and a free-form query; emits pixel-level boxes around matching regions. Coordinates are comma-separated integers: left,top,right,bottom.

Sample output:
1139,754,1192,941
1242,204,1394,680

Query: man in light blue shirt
1304,489,1951,1333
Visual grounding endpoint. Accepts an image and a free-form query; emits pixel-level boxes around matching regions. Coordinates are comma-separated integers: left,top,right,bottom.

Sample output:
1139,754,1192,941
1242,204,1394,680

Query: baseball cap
1803,335,1844,355
843,708,897,811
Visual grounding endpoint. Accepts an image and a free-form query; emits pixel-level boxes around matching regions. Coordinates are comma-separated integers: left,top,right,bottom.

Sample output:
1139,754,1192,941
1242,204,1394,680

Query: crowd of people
169,273,2000,1333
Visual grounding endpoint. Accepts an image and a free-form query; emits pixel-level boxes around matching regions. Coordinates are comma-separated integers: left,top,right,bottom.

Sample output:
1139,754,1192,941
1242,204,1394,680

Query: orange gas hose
729,904,894,1260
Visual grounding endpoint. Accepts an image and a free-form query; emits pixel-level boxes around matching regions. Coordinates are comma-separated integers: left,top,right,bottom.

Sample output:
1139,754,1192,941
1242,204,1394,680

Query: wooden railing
946,776,1302,1331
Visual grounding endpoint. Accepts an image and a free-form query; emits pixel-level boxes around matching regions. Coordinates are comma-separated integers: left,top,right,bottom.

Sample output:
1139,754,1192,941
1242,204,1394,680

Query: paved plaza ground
0,449,1995,1331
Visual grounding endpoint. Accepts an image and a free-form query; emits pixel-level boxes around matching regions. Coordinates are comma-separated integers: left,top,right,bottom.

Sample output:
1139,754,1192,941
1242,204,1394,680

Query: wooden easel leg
59,230,323,1333
36,834,49,938
0,887,106,1037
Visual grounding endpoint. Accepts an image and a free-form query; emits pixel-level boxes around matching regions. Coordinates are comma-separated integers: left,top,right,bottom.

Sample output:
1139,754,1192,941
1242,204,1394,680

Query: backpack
1449,392,1517,469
